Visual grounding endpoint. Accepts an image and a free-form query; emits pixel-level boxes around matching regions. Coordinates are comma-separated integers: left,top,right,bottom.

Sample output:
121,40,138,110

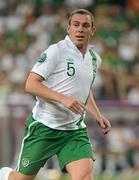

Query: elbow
25,81,32,94
24,84,29,93
24,73,43,94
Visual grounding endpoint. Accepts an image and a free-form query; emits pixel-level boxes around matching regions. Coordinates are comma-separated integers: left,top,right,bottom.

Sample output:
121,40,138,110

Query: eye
83,23,91,28
73,23,79,27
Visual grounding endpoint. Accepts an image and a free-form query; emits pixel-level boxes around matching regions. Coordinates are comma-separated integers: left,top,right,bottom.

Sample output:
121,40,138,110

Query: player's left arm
87,90,111,134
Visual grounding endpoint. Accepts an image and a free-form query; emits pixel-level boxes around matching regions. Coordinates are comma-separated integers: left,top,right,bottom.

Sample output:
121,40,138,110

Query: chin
75,41,84,48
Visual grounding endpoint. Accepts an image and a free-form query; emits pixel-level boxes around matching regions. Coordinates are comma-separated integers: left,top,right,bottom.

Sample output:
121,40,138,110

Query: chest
56,52,94,80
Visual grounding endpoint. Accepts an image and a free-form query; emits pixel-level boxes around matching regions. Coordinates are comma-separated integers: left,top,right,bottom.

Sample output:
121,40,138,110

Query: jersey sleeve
31,45,58,79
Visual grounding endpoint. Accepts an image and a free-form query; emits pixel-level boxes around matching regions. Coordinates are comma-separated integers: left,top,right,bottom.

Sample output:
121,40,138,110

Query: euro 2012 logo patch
38,53,47,63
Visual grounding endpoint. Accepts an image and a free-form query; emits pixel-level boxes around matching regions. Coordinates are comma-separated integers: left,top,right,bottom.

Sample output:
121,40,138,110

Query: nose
78,25,84,32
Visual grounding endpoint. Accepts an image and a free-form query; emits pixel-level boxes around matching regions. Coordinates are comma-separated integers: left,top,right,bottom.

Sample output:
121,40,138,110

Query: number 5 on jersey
67,62,75,76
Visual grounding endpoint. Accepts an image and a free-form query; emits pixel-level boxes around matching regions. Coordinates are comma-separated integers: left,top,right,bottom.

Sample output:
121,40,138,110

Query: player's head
67,9,96,50
68,9,95,27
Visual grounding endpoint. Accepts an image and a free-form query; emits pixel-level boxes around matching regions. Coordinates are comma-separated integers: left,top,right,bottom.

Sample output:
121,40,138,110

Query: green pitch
35,173,139,180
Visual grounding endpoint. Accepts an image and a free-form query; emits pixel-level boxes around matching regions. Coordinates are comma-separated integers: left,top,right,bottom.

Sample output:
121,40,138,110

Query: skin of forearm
87,91,102,120
25,78,65,103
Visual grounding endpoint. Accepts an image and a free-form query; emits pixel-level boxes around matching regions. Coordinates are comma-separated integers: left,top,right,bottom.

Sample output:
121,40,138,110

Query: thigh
57,128,96,173
16,114,64,176
66,158,93,180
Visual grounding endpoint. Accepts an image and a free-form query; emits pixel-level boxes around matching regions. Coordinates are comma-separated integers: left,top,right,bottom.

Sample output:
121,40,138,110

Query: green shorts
16,114,96,175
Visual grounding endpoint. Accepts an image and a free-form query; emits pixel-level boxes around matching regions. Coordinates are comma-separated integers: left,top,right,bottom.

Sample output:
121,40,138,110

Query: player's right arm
25,72,64,103
25,72,86,115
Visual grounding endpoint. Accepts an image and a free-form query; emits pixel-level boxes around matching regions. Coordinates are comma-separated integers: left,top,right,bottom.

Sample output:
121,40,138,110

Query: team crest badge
22,158,30,167
38,53,47,62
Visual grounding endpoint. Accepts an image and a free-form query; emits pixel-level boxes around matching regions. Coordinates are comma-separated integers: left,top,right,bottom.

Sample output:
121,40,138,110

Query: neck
77,46,87,56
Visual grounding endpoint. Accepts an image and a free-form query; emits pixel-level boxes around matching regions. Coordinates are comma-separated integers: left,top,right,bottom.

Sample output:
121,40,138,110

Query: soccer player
0,9,111,180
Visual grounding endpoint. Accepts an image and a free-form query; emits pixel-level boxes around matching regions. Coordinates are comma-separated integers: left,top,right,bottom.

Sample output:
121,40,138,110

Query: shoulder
39,44,59,61
36,44,59,64
45,39,67,55
44,43,58,54
56,39,68,50
37,37,67,63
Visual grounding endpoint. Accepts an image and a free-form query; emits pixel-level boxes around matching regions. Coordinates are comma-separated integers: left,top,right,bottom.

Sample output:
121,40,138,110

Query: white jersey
31,35,102,130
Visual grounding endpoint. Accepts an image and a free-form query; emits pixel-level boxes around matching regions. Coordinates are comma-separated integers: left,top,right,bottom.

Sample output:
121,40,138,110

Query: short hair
68,9,95,27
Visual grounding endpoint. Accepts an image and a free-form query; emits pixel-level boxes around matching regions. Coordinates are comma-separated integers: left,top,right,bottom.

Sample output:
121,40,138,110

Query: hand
60,96,87,115
96,114,111,134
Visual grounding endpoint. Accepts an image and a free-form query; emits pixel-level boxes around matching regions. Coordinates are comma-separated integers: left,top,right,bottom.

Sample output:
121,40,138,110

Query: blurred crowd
0,0,139,105
87,118,139,175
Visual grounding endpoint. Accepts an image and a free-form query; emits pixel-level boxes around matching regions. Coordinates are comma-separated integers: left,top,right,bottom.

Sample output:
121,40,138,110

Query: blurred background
0,0,139,179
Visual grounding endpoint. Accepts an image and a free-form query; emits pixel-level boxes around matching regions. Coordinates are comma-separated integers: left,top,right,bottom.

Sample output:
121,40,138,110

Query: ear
66,24,70,34
92,26,96,35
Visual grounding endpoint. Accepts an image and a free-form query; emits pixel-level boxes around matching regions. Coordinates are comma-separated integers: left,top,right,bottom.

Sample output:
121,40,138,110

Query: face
67,13,96,50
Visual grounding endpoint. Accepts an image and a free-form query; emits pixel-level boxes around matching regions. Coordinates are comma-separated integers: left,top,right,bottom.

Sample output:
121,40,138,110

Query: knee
71,166,93,180
81,167,93,180
66,158,94,180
